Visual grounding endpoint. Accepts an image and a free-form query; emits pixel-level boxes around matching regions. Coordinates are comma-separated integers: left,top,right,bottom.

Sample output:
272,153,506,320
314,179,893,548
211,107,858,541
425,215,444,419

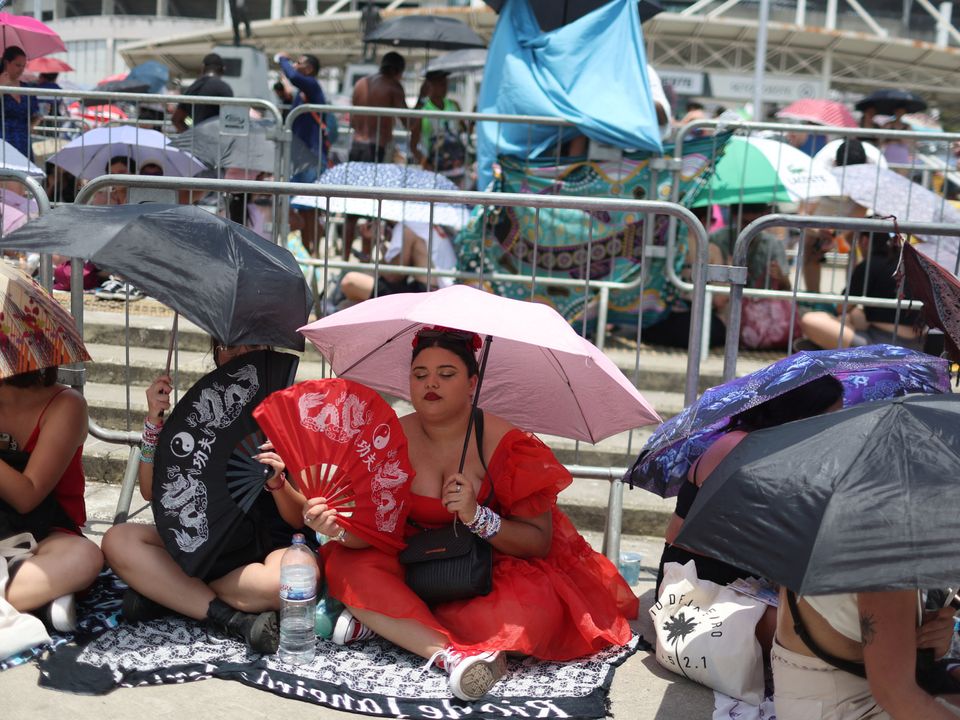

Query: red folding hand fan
253,378,414,553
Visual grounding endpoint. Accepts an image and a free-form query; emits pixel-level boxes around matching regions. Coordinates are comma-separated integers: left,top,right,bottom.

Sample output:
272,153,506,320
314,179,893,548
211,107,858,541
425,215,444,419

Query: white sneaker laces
422,646,461,675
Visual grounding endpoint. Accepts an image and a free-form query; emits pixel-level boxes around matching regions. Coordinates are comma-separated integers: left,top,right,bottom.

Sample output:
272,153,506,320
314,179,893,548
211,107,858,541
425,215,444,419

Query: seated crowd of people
1,54,956,718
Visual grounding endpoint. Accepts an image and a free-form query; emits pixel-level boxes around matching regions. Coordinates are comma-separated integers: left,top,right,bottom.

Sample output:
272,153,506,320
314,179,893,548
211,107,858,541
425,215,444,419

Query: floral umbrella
626,344,951,497
0,263,89,379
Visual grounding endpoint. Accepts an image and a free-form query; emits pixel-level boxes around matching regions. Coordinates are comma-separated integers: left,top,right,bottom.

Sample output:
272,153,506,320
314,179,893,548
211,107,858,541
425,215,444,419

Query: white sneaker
46,593,77,632
426,646,506,701
330,608,376,645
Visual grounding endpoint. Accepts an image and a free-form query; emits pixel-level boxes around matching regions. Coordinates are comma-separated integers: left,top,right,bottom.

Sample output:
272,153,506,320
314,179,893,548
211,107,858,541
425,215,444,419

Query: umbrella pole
160,312,178,418
456,335,492,474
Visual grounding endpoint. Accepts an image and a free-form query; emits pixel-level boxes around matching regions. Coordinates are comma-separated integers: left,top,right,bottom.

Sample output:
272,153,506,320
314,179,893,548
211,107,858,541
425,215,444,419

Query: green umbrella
691,136,839,208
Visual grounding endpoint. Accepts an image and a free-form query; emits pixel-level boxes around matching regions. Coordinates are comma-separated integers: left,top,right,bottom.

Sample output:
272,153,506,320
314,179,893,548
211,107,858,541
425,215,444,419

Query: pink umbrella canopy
0,202,26,234
0,13,65,59
776,99,858,128
300,285,661,443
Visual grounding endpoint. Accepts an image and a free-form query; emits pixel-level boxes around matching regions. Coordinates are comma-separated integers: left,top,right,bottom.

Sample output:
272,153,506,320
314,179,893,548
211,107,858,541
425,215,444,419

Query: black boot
205,598,279,655
122,588,172,623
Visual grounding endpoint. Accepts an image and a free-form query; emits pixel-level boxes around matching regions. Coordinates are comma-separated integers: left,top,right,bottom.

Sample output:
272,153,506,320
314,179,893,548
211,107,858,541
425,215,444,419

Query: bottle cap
292,533,305,544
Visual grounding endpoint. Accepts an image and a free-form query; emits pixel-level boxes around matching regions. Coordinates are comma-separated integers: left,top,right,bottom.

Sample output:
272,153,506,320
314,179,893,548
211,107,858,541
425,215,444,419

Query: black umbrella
95,77,151,94
169,116,316,177
3,204,311,351
152,349,298,578
855,89,927,115
483,0,662,32
364,15,486,50
674,393,960,596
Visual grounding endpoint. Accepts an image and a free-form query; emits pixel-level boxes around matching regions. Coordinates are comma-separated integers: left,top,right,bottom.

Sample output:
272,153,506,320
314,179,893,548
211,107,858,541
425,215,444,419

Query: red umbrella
26,56,73,74
66,101,128,127
776,99,858,128
0,13,65,59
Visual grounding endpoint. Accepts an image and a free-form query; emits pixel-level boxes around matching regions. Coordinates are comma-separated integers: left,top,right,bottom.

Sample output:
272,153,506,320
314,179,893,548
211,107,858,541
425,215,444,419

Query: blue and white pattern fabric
290,162,470,228
626,344,952,497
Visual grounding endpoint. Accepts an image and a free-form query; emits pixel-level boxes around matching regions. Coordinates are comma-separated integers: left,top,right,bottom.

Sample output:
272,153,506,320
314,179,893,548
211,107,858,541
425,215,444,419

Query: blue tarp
476,0,663,190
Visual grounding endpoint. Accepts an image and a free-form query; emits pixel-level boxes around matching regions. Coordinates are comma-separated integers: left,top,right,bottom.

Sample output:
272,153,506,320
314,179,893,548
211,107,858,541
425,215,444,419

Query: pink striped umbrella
776,99,858,129
0,13,65,59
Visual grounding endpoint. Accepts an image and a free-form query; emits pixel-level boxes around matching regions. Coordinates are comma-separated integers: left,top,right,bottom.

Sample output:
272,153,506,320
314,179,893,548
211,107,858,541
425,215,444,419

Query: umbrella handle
159,313,179,418
456,335,492,474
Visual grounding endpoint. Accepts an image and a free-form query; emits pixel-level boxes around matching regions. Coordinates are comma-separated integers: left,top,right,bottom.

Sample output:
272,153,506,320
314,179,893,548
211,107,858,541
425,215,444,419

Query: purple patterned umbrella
626,344,951,497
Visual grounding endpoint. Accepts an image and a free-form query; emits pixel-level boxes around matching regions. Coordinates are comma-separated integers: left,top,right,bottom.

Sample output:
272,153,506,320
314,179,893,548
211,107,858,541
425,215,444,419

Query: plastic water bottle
278,533,318,664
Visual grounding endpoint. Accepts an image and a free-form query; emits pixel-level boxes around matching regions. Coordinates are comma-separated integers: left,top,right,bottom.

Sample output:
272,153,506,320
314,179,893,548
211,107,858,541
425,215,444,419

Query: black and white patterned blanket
31,572,643,719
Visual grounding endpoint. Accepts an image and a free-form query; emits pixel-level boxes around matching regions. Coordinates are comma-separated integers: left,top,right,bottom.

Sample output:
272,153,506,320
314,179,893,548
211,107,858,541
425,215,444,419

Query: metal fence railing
722,214,960,380
67,173,709,562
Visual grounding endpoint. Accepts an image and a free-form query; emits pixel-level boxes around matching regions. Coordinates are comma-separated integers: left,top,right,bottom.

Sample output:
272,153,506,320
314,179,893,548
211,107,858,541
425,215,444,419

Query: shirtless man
343,52,422,260
349,52,422,164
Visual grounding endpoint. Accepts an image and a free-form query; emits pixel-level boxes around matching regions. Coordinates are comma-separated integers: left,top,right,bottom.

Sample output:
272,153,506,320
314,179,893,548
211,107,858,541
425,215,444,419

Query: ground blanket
32,572,644,719
0,569,123,671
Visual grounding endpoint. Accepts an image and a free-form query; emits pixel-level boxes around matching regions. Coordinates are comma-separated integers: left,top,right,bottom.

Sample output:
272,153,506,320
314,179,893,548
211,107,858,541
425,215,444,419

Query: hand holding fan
253,378,414,553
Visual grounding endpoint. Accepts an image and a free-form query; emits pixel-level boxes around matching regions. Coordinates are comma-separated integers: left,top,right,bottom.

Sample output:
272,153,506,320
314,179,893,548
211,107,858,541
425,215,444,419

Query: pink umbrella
776,99,858,128
0,13,66,59
300,285,661,442
66,101,128,127
0,202,26,233
25,56,72,74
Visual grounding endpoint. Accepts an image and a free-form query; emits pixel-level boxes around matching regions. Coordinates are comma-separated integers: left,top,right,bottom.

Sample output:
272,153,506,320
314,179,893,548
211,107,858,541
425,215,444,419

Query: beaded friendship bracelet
140,417,163,464
465,505,502,539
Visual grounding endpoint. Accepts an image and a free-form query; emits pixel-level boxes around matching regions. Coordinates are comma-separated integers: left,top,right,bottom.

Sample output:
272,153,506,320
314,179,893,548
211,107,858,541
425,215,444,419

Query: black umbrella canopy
674,393,960,596
3,204,310,351
483,0,662,31
169,116,316,177
364,15,486,50
855,88,927,115
152,349,299,578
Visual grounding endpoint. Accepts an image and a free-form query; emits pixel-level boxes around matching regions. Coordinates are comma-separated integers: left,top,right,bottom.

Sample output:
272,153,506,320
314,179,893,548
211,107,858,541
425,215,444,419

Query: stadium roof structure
118,4,960,115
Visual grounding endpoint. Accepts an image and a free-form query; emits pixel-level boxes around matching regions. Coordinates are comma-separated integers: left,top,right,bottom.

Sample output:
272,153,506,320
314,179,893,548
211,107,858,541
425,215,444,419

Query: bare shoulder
49,386,88,415
42,386,88,439
480,412,515,451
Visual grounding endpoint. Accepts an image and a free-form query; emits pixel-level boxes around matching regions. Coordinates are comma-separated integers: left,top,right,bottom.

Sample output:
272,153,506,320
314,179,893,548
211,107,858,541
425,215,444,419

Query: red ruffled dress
323,430,638,661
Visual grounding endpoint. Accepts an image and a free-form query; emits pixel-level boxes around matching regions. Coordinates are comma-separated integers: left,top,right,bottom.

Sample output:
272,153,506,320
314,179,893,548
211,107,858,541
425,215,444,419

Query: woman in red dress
304,328,638,702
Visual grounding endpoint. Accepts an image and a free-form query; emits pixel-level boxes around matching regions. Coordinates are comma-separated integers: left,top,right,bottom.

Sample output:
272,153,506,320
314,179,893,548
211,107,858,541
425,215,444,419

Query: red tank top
23,387,86,531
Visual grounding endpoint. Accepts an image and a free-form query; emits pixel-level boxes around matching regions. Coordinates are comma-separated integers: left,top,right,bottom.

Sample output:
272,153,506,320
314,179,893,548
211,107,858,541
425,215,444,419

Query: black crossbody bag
399,409,494,606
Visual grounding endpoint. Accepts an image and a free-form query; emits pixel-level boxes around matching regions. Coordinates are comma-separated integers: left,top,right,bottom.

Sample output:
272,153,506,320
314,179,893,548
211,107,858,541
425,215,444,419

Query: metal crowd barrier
723,214,960,382
69,174,708,561
666,118,960,400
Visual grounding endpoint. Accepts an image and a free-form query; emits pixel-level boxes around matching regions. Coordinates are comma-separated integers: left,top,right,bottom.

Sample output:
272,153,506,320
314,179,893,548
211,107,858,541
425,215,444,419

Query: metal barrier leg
596,286,609,349
701,288,713,367
602,477,624,565
112,445,142,525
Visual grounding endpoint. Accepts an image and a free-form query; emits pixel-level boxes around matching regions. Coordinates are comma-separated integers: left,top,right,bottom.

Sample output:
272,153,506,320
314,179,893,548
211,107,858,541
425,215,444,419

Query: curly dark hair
729,374,843,432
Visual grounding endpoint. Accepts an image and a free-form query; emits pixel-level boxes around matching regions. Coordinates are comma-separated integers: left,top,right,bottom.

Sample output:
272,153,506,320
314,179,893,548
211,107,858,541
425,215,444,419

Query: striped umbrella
776,99,858,129
0,263,89,379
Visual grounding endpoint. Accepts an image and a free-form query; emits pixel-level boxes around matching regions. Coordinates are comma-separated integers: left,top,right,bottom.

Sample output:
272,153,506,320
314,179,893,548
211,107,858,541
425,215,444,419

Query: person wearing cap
171,53,235,133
